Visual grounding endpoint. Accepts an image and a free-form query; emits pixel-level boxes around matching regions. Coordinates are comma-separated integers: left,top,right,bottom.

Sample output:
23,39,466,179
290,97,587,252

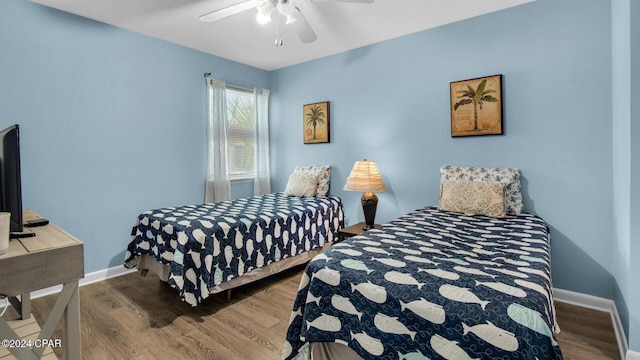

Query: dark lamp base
361,192,378,231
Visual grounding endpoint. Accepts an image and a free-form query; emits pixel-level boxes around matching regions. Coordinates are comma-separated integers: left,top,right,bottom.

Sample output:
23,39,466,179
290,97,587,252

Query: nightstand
336,222,379,242
0,210,84,359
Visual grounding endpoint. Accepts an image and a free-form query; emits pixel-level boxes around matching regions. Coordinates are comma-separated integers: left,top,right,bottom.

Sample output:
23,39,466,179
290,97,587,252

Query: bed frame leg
226,289,232,303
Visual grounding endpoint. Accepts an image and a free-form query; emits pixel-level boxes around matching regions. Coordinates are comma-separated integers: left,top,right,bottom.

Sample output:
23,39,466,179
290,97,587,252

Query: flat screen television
0,124,24,236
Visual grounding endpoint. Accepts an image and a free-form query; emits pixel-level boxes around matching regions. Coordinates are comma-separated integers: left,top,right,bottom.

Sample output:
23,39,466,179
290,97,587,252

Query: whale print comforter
283,207,562,360
124,192,344,306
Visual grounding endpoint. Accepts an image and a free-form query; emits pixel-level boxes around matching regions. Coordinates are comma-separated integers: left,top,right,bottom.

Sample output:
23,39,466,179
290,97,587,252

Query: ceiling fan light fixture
284,12,297,25
256,11,271,24
276,1,297,25
256,1,274,24
199,0,373,47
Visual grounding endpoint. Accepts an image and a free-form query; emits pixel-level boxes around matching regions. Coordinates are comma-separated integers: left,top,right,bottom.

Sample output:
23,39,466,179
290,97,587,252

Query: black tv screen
0,124,24,234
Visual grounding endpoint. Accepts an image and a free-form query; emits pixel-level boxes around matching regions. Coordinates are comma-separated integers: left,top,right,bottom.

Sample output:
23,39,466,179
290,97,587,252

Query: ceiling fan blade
290,7,317,43
199,0,261,22
310,0,374,3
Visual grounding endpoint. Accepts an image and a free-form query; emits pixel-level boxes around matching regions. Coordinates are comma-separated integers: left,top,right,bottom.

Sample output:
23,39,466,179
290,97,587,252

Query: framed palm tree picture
450,74,503,137
303,101,330,144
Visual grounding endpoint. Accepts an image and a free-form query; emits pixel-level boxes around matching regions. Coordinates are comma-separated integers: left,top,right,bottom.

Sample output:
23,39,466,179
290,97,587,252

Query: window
226,88,255,180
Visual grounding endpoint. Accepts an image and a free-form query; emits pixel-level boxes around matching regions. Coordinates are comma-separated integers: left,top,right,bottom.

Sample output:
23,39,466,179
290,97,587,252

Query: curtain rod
204,73,253,92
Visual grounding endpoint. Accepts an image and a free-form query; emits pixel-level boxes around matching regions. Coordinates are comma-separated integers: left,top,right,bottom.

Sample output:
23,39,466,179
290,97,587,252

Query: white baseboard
627,350,640,360
553,287,615,312
553,288,630,360
30,265,137,299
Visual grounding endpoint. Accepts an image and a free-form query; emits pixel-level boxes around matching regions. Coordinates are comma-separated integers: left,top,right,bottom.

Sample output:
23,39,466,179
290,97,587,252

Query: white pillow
439,180,507,218
284,173,318,197
440,165,524,214
292,165,331,196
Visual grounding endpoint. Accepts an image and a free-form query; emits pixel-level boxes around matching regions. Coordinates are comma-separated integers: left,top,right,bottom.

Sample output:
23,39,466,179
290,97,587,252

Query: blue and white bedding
124,192,344,306
283,207,562,360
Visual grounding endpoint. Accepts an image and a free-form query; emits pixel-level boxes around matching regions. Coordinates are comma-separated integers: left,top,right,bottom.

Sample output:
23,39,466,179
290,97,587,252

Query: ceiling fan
199,0,374,46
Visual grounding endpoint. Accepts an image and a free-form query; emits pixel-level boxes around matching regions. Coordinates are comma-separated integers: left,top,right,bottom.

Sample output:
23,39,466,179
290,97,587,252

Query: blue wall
271,0,614,299
631,0,640,349
612,0,640,350
626,0,640,350
612,0,632,348
0,0,269,272
612,0,632,347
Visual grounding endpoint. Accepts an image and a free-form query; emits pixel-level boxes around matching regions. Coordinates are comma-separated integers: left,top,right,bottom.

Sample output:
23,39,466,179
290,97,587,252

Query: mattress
124,192,344,306
283,206,562,360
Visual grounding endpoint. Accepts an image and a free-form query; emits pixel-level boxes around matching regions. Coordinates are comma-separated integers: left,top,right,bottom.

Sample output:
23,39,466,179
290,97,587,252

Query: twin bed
124,165,344,306
282,207,561,359
124,165,563,359
283,166,563,360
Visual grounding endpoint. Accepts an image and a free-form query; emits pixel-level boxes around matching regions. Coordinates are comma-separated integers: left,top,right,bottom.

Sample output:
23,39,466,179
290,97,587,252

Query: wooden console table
0,210,84,359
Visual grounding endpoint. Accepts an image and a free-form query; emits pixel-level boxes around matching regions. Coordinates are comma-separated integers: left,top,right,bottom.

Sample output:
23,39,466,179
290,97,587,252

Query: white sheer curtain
253,88,271,195
205,77,231,203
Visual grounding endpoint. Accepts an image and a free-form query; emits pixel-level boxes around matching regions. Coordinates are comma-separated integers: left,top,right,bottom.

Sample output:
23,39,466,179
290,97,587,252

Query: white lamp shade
343,160,386,193
256,1,274,24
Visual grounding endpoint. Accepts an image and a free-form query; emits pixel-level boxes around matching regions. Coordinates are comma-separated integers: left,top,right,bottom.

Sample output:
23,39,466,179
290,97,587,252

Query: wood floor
25,266,620,360
554,301,620,360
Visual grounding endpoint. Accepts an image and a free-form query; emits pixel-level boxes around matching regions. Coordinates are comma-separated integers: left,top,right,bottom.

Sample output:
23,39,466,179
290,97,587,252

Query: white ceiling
30,0,534,71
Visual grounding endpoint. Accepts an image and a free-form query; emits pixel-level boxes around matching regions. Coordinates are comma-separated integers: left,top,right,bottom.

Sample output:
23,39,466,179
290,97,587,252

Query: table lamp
343,159,386,230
